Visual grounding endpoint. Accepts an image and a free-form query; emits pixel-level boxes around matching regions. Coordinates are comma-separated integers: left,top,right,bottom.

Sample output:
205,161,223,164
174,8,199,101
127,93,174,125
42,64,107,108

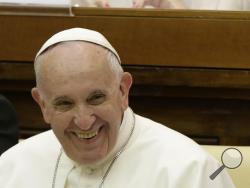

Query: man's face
32,42,131,164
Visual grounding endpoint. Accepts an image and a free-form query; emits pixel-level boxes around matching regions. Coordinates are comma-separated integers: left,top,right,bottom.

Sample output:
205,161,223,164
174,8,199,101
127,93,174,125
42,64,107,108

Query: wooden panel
2,62,250,90
1,8,250,68
0,4,69,16
126,66,250,89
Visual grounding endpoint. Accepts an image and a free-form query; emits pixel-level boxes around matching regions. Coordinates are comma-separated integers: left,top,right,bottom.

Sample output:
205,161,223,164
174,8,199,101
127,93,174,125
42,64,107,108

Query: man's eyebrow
52,96,70,104
89,89,106,95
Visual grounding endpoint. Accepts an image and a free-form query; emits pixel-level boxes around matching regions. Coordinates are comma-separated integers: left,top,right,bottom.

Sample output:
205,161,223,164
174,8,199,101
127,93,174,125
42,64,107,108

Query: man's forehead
38,43,112,80
40,43,110,74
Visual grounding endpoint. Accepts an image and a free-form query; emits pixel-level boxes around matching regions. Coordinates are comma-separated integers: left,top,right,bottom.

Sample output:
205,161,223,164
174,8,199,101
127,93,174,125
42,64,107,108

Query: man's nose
73,109,96,130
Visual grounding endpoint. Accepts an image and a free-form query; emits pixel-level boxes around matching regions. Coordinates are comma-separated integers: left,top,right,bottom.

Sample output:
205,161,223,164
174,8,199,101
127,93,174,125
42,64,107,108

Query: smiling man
0,28,235,188
32,40,131,165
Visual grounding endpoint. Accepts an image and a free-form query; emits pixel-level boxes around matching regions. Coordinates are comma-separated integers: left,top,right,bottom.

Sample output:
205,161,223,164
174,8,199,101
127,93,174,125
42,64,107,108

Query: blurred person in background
183,0,250,11
75,0,250,10
73,0,186,8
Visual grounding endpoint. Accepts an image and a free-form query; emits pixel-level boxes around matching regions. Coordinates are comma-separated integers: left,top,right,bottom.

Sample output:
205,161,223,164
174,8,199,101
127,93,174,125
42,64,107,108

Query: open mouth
73,127,103,140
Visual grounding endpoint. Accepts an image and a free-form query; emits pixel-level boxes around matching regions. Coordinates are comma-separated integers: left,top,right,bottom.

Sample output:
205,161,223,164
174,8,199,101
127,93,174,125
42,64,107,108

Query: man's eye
54,101,73,111
88,94,105,105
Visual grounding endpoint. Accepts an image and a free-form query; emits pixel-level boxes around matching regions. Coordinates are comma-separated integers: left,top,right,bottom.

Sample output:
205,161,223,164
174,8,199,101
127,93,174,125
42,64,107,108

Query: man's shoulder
0,130,61,187
135,114,195,143
1,130,60,160
134,114,209,161
132,114,220,175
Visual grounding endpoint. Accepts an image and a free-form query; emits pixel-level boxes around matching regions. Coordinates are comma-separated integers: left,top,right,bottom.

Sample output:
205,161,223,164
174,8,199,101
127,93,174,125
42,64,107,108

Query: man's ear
119,72,133,110
31,87,50,124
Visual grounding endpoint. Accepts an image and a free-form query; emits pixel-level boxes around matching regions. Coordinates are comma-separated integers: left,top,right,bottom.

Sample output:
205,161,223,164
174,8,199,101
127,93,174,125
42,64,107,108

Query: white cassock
0,108,235,188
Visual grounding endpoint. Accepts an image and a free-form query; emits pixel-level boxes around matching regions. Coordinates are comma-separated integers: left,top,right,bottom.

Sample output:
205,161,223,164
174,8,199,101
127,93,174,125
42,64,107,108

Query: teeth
75,130,98,139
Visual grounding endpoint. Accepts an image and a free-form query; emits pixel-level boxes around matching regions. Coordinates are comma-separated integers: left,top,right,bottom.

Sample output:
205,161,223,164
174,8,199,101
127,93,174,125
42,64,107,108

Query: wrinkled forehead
36,41,117,95
37,41,110,72
38,40,108,60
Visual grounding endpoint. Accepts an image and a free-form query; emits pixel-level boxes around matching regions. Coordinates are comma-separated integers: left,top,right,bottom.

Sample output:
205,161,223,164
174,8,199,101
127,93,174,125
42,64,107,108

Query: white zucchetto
35,28,121,63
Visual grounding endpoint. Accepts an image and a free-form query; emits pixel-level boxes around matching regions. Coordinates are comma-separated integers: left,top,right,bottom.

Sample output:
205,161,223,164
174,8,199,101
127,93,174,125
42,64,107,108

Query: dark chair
0,95,19,155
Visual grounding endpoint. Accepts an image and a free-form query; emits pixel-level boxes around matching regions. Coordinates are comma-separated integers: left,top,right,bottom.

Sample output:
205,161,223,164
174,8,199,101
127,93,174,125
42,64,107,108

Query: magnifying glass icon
210,147,243,180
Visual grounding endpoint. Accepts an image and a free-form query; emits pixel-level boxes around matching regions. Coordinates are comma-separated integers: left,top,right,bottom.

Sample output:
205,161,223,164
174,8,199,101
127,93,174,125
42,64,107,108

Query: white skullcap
35,28,121,63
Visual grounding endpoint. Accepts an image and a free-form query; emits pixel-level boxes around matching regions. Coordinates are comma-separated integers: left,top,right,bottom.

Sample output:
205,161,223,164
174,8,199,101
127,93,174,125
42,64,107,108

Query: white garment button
85,167,94,175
